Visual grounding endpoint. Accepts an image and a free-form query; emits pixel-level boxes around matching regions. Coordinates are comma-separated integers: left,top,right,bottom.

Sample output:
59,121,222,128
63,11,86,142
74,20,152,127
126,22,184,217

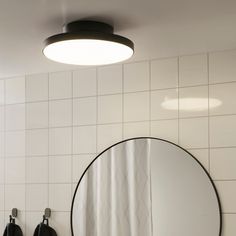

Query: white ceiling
1,0,236,77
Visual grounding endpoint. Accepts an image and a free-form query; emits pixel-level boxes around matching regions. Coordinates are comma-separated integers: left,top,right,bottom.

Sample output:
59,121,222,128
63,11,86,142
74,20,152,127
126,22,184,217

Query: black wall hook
42,208,51,225
9,208,18,224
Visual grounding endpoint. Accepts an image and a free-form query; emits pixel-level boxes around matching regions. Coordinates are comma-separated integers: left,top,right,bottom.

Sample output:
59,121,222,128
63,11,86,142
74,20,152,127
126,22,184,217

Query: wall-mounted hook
44,208,51,218
9,208,18,224
42,208,51,225
12,208,18,217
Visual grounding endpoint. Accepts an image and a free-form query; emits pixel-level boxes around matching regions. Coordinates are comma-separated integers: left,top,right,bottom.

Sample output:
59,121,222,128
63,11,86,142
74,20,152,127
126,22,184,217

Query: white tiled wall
1,49,236,235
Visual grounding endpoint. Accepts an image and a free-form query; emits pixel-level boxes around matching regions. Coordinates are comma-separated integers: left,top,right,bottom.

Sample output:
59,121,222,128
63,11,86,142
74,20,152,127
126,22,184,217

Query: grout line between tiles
95,67,98,154
5,145,236,158
177,56,180,145
207,53,211,173
4,110,236,133
70,71,73,198
47,72,50,209
4,182,83,185
149,61,151,136
222,213,236,215
8,112,236,133
5,153,98,159
213,179,236,182
122,64,124,139
4,178,236,185
2,78,236,107
3,79,6,222
24,75,27,229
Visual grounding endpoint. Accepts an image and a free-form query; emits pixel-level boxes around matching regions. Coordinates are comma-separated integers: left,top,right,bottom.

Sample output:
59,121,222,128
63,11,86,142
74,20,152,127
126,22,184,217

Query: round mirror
71,138,221,236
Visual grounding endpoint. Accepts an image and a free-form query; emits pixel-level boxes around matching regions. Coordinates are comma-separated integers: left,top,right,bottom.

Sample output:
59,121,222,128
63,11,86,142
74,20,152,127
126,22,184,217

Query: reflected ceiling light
43,20,134,66
162,98,222,111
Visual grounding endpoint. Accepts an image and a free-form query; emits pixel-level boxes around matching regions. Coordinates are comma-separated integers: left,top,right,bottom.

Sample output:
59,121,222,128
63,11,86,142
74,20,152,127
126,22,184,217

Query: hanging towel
33,223,57,236
3,223,23,236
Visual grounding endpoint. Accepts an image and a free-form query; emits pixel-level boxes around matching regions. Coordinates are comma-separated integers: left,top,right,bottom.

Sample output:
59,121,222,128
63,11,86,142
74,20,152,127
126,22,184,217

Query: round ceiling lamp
43,20,134,66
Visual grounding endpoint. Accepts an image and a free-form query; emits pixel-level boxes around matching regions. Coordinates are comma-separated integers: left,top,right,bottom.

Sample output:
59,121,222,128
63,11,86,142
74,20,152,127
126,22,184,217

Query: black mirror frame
70,137,222,236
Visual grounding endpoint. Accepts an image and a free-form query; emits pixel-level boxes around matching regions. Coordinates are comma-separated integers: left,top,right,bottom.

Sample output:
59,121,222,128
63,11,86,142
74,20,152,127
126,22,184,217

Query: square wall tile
188,149,209,171
6,104,25,131
209,50,236,83
0,212,4,234
26,102,48,129
214,181,236,213
50,212,71,236
49,156,71,183
179,54,208,86
124,92,149,122
5,184,25,210
0,107,4,131
6,77,25,104
179,117,208,149
6,131,25,157
73,97,96,126
222,214,236,236
26,212,43,236
98,94,122,124
49,127,72,155
73,68,96,97
124,61,149,92
210,115,236,147
0,132,4,158
49,99,72,127
123,121,150,139
179,86,208,118
26,184,48,211
5,157,25,184
209,83,236,115
0,80,5,105
26,73,48,102
210,148,236,180
97,124,122,153
151,119,178,144
26,129,48,156
49,184,72,211
98,65,122,95
72,154,95,183
49,71,72,99
73,126,96,154
151,89,178,120
0,159,4,183
26,156,48,183
0,185,4,211
151,57,178,89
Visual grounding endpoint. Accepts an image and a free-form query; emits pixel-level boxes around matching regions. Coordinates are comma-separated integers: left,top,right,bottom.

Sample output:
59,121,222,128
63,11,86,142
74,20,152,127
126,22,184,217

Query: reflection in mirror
71,138,221,236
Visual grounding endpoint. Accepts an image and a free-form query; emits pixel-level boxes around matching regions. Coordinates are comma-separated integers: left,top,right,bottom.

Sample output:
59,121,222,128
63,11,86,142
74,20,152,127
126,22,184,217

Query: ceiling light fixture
43,20,134,66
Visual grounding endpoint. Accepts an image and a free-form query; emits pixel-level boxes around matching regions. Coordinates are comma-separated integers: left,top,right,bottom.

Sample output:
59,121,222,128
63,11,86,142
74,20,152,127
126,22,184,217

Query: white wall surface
0,49,236,235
